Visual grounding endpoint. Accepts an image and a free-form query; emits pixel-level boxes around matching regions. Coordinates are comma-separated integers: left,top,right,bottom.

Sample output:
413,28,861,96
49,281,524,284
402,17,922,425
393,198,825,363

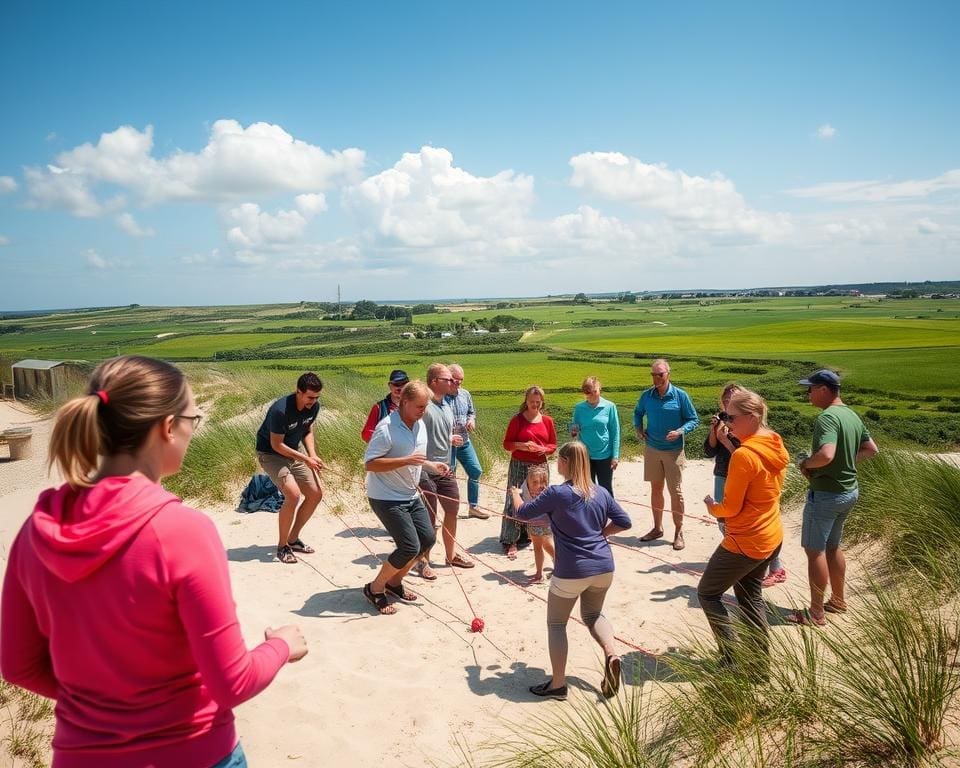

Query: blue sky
1,1,957,309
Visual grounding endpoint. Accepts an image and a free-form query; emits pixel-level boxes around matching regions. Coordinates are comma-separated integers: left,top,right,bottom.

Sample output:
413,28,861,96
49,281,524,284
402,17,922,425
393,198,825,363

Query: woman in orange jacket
699,388,789,680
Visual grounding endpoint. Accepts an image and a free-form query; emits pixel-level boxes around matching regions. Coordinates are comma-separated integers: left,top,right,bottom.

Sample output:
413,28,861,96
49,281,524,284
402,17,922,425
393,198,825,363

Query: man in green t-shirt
790,370,879,626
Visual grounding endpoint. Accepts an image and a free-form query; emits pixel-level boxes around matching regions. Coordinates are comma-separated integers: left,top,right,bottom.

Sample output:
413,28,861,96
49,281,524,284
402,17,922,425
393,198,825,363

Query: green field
2,295,959,454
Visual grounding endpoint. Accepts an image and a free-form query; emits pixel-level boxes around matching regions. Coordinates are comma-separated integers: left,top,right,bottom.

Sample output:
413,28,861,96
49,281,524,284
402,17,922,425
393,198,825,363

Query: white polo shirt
364,410,428,501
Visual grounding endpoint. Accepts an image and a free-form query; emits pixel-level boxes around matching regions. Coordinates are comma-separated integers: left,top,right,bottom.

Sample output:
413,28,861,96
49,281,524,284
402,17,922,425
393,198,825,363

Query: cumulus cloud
294,193,327,216
568,151,791,241
24,120,365,215
226,203,309,249
817,124,836,140
84,248,108,269
346,146,535,249
787,169,960,203
0,176,17,193
115,212,155,237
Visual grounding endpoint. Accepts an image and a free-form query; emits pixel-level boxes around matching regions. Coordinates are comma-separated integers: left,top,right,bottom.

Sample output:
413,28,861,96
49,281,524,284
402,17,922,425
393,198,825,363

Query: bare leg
804,548,829,620
288,482,322,544
531,538,546,581
826,546,847,605
277,476,303,548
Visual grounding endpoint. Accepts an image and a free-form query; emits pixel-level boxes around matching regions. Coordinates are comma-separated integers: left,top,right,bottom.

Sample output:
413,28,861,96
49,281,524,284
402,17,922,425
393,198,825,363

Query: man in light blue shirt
633,358,699,551
445,363,488,519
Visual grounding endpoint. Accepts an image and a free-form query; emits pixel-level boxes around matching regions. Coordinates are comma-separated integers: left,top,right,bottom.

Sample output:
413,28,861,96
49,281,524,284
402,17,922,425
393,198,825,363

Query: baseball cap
388,369,410,385
798,369,841,387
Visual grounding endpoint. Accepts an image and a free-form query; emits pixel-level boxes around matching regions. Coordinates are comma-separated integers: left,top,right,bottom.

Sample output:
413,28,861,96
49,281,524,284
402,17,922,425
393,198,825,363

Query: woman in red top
499,385,557,558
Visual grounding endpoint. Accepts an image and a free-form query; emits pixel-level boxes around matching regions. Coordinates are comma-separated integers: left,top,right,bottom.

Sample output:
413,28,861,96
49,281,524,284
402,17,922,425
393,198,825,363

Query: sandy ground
0,401,832,768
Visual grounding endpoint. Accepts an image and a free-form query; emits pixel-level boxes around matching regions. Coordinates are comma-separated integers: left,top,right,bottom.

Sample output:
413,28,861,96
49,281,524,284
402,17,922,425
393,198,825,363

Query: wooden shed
12,359,68,401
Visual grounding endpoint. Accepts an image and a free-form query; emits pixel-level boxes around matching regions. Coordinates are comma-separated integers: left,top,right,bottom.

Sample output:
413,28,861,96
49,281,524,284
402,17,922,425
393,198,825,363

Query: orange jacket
709,431,789,560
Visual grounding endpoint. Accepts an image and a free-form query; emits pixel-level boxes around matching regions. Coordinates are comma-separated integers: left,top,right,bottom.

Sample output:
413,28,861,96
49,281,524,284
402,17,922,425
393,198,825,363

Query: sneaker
761,568,787,588
468,506,490,520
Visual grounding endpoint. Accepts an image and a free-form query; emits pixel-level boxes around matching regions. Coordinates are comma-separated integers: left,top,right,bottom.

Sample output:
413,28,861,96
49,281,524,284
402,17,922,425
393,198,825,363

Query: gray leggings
546,573,617,677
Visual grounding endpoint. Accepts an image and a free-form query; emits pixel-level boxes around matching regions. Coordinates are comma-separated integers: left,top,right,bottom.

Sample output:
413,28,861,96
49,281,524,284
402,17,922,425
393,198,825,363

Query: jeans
589,458,614,497
211,743,247,768
450,441,483,507
697,543,781,679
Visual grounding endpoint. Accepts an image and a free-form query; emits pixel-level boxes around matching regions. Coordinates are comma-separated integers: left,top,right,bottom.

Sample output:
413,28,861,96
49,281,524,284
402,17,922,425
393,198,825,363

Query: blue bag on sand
238,474,284,513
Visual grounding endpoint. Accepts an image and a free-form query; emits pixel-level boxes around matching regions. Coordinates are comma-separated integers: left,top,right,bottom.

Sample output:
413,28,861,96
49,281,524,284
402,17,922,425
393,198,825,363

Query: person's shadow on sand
226,545,276,563
465,662,595,701
295,588,374,619
649,583,700,608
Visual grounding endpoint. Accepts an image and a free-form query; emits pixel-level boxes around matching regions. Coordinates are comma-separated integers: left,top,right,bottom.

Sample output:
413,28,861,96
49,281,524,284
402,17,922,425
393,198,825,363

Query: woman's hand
703,494,716,508
266,625,308,662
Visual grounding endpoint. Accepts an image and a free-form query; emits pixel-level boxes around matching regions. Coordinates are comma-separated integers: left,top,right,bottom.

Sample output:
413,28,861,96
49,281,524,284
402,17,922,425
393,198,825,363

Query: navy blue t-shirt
255,394,319,454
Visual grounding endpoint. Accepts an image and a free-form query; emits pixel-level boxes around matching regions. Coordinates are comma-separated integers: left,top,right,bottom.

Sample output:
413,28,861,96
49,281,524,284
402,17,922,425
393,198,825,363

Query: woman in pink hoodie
1,356,307,768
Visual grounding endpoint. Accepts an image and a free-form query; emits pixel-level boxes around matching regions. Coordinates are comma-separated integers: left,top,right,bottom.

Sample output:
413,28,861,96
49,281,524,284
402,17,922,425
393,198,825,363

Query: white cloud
787,169,960,203
917,217,941,234
225,203,310,249
24,120,365,215
0,235,9,246
346,146,535,249
115,212,155,238
180,248,222,266
568,152,791,241
817,124,836,140
0,176,17,193
294,193,327,216
84,248,108,269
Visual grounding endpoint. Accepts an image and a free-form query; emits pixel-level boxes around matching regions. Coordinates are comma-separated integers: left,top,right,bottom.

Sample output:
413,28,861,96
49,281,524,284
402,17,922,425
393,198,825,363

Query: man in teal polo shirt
633,358,699,550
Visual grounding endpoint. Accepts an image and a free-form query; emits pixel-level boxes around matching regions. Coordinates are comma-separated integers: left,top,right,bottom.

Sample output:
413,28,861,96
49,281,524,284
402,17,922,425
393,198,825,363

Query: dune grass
0,680,53,768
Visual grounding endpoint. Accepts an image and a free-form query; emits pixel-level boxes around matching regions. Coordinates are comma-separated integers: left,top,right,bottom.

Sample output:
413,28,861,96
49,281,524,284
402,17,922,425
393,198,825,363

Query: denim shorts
801,488,859,552
211,743,247,768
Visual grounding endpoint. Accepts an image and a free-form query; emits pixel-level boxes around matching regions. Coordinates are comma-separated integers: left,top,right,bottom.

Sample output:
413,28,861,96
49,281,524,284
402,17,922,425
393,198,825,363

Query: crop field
2,295,959,453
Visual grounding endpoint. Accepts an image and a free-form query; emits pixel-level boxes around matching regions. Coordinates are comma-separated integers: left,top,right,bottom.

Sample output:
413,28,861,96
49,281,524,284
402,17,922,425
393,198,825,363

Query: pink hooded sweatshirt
0,475,290,768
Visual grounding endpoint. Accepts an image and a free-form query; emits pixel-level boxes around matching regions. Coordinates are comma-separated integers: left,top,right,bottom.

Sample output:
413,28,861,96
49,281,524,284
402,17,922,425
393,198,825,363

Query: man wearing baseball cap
789,369,878,626
361,369,410,443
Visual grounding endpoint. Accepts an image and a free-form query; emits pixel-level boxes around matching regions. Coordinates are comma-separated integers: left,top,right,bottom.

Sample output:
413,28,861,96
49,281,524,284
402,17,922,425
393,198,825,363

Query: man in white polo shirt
361,381,444,615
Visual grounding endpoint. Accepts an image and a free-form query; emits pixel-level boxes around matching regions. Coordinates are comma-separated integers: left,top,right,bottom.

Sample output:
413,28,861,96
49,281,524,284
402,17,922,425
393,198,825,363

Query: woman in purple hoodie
0,356,307,768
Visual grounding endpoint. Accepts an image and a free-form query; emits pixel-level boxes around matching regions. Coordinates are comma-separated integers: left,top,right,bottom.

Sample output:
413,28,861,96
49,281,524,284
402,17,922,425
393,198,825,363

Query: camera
716,412,732,423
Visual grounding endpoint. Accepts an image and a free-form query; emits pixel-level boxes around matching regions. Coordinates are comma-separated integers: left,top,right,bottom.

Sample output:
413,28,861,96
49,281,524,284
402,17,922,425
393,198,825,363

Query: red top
1,475,289,768
361,397,399,443
503,413,557,463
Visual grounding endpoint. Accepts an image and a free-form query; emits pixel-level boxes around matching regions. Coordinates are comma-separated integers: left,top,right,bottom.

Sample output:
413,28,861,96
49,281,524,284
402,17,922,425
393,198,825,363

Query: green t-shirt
809,405,871,493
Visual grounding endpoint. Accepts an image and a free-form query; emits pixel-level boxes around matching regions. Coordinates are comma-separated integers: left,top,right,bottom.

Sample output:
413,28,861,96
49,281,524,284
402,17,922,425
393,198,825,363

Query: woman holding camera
699,389,789,681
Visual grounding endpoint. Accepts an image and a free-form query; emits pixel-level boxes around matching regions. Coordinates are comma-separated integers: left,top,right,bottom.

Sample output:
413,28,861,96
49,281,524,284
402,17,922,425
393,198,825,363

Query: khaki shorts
643,446,685,495
257,451,320,492
549,571,614,599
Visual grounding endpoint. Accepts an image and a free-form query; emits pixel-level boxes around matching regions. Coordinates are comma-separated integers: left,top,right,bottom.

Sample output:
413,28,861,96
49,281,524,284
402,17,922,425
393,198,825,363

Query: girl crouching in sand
520,464,555,585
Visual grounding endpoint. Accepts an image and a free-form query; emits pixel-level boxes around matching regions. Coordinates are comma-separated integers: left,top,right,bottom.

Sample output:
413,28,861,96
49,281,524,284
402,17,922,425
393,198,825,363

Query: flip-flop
417,561,438,581
287,538,315,554
823,599,848,614
362,583,397,615
601,655,622,699
639,529,663,542
785,609,826,627
384,582,418,602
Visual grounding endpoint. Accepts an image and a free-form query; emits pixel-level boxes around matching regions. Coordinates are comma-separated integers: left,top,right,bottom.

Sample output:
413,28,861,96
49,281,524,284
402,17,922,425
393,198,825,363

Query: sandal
384,582,418,602
287,538,315,554
823,598,848,614
601,655,622,699
785,609,826,627
639,528,663,542
417,561,438,581
672,532,685,551
505,544,518,561
362,583,397,615
446,553,475,569
529,681,567,700
276,544,298,564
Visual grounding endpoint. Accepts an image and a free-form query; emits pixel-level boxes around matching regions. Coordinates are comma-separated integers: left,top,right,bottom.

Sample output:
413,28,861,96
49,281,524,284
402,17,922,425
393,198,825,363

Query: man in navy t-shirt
255,372,325,564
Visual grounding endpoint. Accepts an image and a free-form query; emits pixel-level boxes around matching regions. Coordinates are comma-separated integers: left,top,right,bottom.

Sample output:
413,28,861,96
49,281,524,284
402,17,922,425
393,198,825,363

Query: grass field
2,295,958,453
